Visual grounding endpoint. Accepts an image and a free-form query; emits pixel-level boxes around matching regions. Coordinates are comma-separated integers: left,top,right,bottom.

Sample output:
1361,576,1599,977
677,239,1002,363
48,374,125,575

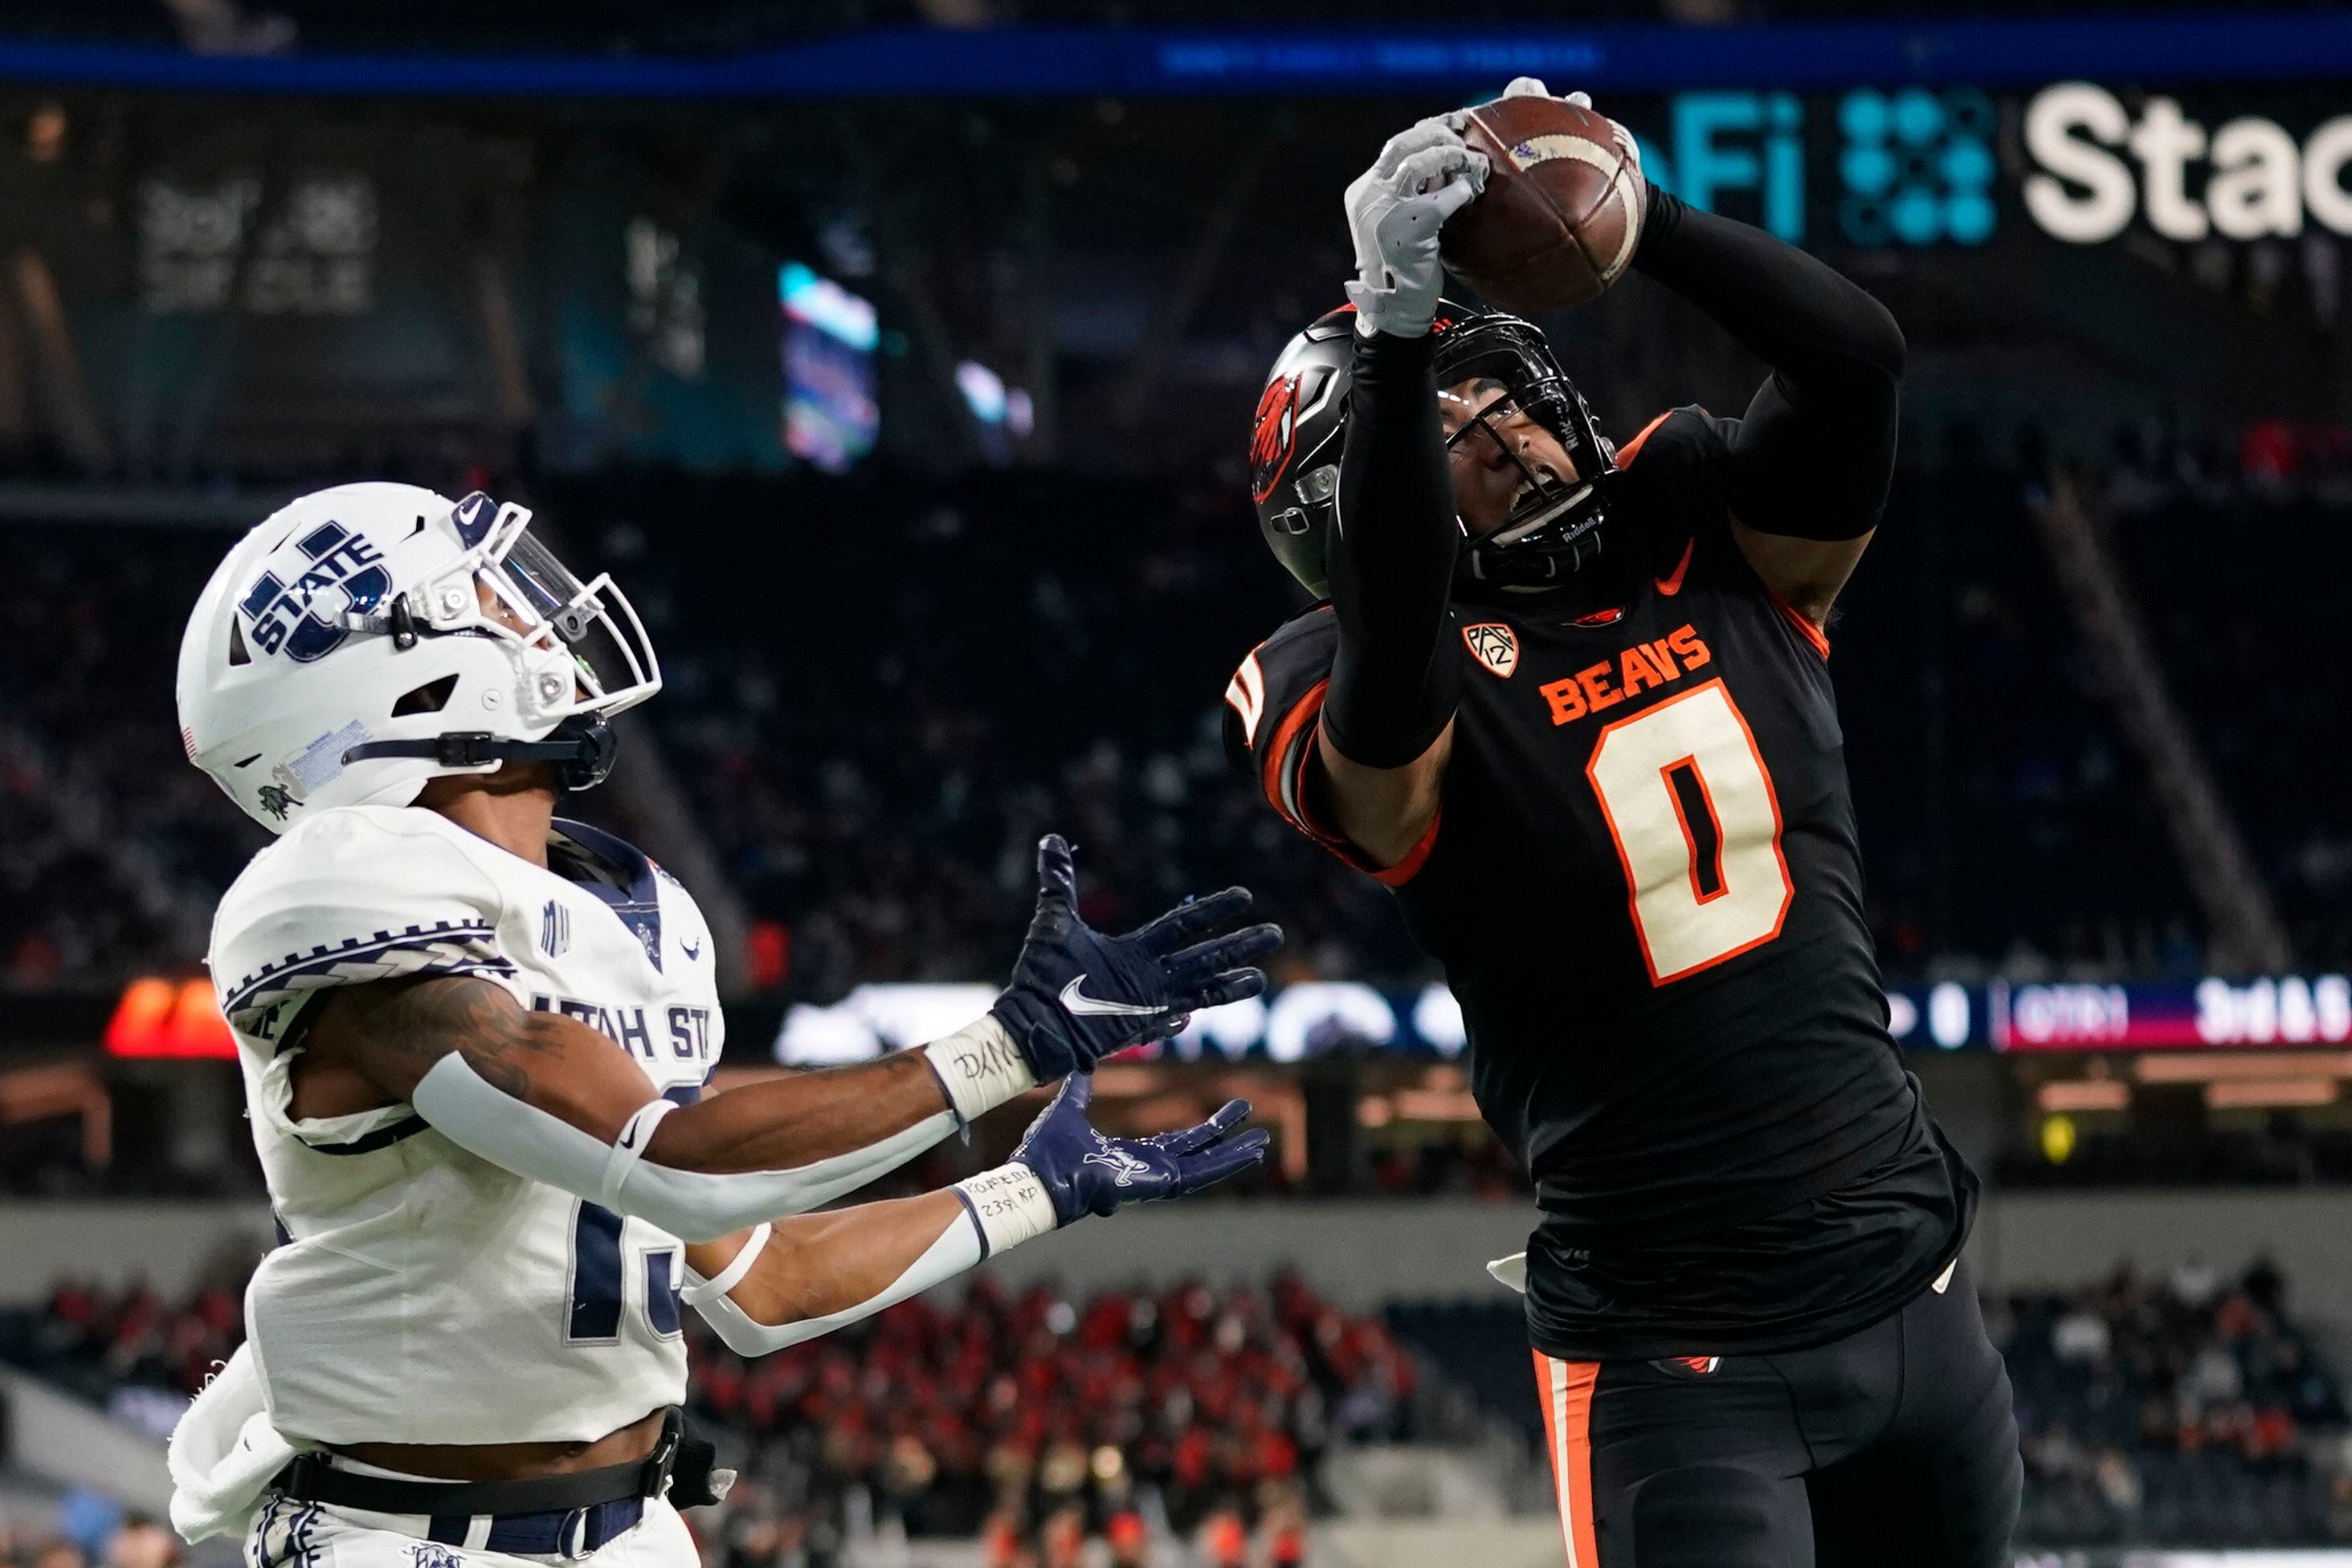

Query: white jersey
208,804,724,1448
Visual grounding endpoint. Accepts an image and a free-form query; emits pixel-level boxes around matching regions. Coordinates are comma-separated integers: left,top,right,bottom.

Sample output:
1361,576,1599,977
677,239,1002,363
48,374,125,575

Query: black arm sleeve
1632,185,1905,540
1321,329,1462,770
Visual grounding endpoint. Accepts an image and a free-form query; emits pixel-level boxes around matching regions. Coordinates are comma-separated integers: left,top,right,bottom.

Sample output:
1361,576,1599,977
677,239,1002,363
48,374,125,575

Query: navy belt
277,1410,682,1561
424,1497,644,1557
275,1410,728,1558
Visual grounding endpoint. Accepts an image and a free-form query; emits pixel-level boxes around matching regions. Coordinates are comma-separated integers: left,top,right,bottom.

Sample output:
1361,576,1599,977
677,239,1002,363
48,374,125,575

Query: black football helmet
1248,300,1618,598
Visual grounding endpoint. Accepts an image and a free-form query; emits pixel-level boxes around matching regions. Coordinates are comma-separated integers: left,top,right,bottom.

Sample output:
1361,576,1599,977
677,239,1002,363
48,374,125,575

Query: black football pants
1533,1256,2019,1568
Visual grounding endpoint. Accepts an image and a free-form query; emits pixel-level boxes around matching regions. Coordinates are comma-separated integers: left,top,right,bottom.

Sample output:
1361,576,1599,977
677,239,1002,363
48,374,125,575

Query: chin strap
1457,504,1609,594
342,713,619,791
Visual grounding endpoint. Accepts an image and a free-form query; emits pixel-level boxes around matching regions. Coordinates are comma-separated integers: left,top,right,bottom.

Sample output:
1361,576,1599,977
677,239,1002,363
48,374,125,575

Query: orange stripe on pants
1533,1350,1603,1568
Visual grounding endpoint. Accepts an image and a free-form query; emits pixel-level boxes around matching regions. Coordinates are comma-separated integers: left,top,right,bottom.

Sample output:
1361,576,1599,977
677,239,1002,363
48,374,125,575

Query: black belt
275,1409,732,1553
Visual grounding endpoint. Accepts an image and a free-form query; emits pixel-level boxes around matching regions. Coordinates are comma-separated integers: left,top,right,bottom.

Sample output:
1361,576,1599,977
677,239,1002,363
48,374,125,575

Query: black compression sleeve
1321,329,1462,770
1633,185,1905,539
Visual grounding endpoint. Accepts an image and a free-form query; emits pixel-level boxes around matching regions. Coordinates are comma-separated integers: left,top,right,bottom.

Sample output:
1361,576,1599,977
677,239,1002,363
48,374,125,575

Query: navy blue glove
1011,1074,1270,1223
990,835,1280,1080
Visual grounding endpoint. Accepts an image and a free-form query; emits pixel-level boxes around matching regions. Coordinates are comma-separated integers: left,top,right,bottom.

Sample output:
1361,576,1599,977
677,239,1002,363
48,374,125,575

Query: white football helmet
177,482,661,833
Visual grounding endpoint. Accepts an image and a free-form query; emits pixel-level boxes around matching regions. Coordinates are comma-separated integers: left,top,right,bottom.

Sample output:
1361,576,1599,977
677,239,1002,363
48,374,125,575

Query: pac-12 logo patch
1462,623,1519,679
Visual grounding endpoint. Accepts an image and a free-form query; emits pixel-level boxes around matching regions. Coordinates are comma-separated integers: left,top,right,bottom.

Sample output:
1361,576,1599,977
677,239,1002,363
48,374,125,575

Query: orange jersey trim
1284,713,1442,887
1258,678,1331,831
1258,680,1442,887
1373,810,1442,888
1535,1352,1603,1568
1767,590,1831,659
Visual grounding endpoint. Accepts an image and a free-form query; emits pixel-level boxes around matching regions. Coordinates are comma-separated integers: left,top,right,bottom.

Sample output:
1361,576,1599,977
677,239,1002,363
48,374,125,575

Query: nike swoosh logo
681,938,702,960
1655,537,1695,597
1060,975,1162,1018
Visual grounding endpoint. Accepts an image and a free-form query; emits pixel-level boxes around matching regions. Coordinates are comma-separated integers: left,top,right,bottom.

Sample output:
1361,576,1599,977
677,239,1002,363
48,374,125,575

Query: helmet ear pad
1249,308,1360,598
553,712,618,792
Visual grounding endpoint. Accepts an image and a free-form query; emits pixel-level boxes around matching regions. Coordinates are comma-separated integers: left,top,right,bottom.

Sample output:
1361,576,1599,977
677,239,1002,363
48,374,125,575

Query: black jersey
1223,407,1974,1361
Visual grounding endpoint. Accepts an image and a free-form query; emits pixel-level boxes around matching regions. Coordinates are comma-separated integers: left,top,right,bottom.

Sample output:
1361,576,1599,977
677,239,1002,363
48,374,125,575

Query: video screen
779,259,877,472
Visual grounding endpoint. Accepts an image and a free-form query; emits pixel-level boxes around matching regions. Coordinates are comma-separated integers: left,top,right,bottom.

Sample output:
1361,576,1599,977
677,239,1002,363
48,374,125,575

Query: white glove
1342,116,1488,339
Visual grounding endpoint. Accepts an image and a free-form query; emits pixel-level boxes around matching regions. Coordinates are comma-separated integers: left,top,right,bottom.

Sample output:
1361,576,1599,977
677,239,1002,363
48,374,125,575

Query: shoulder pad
1222,607,1337,775
1616,406,1729,486
1615,406,1737,575
209,806,512,1032
1222,607,1375,860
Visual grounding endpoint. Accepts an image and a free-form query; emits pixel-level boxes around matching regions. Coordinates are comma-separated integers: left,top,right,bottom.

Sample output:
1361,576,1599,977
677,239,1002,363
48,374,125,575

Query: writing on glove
1014,1074,1270,1225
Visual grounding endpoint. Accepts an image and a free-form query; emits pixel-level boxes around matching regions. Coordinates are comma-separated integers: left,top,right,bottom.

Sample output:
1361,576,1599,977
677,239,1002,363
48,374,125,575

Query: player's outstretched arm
299,834,1277,1241
677,1076,1267,1355
1313,120,1486,867
1617,115,1905,619
304,974,967,1235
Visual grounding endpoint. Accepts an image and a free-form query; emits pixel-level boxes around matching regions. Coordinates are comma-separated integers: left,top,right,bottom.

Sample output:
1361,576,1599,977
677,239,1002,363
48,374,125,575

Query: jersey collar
548,818,664,971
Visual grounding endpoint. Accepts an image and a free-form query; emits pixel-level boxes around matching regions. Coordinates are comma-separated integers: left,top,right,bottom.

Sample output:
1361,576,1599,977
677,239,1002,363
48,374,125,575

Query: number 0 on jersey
1586,679,1794,985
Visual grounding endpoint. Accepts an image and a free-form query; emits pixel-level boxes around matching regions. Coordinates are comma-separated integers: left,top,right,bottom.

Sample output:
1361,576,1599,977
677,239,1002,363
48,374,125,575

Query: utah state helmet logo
238,521,390,664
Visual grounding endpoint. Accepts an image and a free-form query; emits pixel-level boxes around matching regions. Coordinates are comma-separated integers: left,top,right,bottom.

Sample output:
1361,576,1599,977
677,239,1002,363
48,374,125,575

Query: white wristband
681,1222,771,1308
921,1015,1038,1124
598,1097,678,1209
953,1162,1060,1257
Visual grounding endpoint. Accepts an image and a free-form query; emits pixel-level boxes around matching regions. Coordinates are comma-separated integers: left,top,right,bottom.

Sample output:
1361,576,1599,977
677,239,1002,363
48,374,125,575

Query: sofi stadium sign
1612,81,2352,254
2024,82,2352,243
771,974,2352,1062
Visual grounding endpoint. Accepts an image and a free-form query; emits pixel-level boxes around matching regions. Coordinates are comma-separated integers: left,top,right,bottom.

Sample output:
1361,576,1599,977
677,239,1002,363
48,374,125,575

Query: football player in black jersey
1224,82,2018,1566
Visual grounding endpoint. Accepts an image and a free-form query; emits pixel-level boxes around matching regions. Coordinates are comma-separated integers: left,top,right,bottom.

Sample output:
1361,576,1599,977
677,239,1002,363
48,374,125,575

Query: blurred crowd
688,1273,1419,1566
14,1257,2352,1551
0,529,239,990
2102,422,2352,972
0,1509,180,1568
1997,1256,2352,1545
588,467,1420,998
2,1269,1423,1567
6,427,2351,999
0,1275,243,1427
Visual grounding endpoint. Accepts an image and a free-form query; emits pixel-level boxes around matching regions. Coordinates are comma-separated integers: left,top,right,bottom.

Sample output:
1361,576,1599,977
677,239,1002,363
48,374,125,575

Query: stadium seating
2103,440,2352,972
13,436,2330,1000
1997,1258,2349,1546
1,1267,1423,1561
7,1259,2349,1550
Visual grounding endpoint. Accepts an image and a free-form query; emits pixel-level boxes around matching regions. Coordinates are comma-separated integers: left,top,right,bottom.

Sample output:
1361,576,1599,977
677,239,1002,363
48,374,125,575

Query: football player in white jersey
168,484,1279,1568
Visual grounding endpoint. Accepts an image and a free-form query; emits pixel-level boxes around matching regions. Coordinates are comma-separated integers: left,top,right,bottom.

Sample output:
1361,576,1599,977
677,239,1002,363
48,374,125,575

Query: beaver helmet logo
255,784,297,821
1249,373,1301,504
1463,623,1519,679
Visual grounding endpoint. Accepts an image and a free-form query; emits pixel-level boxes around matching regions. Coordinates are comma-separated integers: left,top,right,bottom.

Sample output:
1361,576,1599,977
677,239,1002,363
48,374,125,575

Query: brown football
1441,95,1645,313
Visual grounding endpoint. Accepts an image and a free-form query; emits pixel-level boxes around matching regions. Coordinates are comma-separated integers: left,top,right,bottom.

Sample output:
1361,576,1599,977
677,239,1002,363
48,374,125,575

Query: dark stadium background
3,2,2352,1564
